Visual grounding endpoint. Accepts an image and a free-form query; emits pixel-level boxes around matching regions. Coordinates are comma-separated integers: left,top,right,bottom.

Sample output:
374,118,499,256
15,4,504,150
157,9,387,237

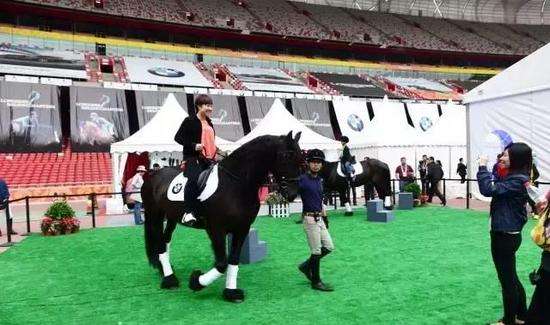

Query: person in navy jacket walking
477,142,532,325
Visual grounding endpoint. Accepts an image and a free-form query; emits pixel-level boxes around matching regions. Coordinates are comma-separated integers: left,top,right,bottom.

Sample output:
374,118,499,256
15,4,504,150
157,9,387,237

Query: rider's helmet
340,136,349,144
306,149,325,162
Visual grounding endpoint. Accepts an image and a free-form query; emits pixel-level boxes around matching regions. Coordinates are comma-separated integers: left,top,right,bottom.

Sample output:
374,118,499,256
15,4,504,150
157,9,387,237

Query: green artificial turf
0,207,542,325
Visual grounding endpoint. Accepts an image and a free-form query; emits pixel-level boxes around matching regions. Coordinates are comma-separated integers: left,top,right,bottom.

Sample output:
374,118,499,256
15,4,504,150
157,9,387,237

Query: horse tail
142,179,163,269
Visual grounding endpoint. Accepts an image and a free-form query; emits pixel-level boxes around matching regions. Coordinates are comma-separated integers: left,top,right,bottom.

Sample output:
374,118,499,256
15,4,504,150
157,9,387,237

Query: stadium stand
12,0,550,55
0,140,112,187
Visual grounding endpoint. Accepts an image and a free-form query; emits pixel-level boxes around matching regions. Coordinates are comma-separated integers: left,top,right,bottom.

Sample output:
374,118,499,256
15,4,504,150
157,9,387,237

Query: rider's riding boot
309,254,334,291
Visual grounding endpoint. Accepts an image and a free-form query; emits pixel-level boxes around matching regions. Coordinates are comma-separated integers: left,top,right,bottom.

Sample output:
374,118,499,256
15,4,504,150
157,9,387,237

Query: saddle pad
337,161,363,178
167,165,219,202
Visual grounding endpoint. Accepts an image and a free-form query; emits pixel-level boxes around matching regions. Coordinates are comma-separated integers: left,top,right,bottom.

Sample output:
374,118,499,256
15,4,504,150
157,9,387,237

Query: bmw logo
419,116,433,131
347,114,364,132
172,183,183,194
148,67,185,78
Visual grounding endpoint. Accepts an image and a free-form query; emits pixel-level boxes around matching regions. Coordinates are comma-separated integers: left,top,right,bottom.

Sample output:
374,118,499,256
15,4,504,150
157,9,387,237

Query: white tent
332,100,466,197
230,99,341,151
464,42,550,192
110,93,233,194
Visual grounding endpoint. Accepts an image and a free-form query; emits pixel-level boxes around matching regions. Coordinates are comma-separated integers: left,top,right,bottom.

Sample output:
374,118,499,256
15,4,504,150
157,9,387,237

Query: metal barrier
2,179,548,246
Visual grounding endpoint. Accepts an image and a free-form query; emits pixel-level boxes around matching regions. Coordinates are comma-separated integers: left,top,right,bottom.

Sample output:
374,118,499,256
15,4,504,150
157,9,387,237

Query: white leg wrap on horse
345,202,352,212
226,264,239,290
166,242,171,257
384,197,391,207
158,252,174,277
199,268,223,286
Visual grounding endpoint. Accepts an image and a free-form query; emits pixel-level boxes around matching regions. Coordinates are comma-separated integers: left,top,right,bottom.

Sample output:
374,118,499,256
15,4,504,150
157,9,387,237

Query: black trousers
490,231,527,324
183,157,208,214
459,173,466,184
428,181,445,204
526,267,550,325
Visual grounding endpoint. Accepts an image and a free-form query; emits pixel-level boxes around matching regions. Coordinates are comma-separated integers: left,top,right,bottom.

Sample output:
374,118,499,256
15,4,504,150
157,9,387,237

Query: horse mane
220,135,284,187
223,135,282,164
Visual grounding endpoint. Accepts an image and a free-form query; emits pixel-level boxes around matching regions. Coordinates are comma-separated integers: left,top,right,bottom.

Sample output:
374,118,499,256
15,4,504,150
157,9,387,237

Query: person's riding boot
320,247,332,259
298,258,312,281
309,254,334,292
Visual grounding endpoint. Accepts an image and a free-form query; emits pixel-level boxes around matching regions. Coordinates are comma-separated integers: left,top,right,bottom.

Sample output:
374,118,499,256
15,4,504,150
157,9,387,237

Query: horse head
272,131,302,202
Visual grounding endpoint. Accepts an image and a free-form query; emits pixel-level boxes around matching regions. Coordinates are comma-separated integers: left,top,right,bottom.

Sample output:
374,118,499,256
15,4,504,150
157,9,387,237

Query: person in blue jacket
0,178,17,236
477,142,532,325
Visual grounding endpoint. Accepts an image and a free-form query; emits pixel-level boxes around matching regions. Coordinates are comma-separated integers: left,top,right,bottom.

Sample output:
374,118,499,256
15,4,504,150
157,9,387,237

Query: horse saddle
167,164,219,202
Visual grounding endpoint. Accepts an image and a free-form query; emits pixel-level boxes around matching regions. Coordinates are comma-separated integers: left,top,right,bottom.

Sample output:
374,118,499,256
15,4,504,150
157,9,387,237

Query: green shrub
45,200,76,220
404,182,421,199
265,192,287,205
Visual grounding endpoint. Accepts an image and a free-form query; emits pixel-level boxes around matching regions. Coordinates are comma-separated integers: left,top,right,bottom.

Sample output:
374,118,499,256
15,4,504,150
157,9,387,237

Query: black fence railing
1,179,548,246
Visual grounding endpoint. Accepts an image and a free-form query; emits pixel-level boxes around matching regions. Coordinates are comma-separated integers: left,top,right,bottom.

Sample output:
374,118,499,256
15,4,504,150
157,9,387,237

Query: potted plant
41,199,80,236
265,192,289,218
404,183,423,207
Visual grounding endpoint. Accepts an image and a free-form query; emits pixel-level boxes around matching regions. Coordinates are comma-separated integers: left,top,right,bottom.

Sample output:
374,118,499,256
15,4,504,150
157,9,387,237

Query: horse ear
285,131,293,144
294,131,302,144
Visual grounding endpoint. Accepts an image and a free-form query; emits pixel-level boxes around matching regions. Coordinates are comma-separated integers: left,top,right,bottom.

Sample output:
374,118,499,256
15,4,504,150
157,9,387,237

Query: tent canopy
110,93,233,153
464,42,550,104
230,99,340,150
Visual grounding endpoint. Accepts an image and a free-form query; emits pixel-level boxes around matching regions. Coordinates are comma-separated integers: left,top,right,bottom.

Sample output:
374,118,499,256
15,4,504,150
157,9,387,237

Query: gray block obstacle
366,199,383,216
398,192,414,210
366,199,395,223
227,228,267,264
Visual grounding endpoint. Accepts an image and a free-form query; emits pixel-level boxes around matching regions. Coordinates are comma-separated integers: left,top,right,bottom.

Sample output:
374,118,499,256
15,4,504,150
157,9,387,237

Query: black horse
142,132,303,302
320,158,392,215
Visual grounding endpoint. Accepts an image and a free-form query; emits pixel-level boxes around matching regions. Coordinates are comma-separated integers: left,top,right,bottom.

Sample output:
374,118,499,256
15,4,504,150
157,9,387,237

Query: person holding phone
477,143,533,325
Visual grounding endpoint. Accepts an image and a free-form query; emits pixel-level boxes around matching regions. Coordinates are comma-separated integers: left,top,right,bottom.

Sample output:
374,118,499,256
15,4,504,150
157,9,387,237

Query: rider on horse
340,136,355,182
174,94,218,227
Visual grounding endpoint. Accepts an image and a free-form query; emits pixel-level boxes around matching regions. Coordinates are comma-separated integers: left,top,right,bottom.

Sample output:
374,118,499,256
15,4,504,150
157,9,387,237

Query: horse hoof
223,288,245,303
161,274,180,289
344,212,353,216
188,270,205,291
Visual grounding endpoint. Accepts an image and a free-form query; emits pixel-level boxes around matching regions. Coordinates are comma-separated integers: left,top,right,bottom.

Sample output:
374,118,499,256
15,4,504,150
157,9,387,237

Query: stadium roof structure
292,0,550,24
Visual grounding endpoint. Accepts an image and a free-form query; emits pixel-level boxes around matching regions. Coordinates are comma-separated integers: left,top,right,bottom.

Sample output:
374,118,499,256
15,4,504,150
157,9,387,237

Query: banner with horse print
70,87,129,152
290,98,334,139
193,94,244,141
244,96,274,128
135,91,188,127
0,81,62,152
406,103,440,133
332,99,373,147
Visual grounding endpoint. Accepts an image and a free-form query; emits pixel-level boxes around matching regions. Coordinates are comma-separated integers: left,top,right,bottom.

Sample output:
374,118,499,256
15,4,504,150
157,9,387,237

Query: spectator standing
0,178,17,236
526,190,550,324
395,157,414,192
477,143,533,325
457,158,467,184
427,157,446,205
418,155,428,193
127,165,147,225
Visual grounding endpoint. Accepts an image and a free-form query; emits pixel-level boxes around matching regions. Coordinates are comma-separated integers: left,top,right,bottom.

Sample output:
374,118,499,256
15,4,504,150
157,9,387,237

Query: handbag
531,205,550,251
